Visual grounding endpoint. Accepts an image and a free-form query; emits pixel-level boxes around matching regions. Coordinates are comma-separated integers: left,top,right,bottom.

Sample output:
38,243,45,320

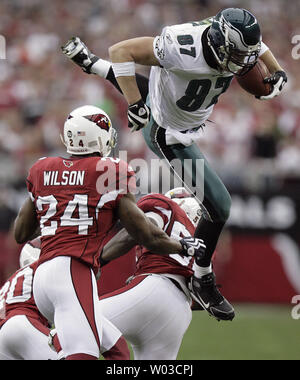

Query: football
236,59,272,97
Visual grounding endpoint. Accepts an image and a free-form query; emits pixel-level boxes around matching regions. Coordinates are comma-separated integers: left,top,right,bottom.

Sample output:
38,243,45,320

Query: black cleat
188,272,235,321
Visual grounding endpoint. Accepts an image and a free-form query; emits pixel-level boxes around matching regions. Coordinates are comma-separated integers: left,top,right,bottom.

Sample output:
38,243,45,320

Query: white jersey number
169,220,193,267
37,194,93,236
0,266,34,319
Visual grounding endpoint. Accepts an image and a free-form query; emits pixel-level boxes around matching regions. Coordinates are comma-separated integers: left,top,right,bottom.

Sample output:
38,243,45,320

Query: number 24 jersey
26,155,136,270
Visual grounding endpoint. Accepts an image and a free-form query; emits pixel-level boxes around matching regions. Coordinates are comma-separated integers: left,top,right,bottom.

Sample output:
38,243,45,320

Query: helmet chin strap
97,136,107,156
60,133,68,148
207,32,229,74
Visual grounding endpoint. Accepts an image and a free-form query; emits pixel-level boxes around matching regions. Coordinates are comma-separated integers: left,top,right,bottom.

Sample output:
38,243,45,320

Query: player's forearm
133,218,182,255
113,75,142,105
260,49,284,74
109,37,158,105
147,234,182,256
102,228,136,262
118,193,182,256
14,197,39,244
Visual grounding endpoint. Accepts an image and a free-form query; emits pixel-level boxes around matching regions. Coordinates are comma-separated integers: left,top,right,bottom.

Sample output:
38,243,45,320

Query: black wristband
129,98,144,108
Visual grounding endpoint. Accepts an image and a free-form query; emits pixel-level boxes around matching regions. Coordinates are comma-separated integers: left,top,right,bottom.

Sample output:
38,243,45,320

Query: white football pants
0,315,58,360
99,274,192,360
33,256,104,358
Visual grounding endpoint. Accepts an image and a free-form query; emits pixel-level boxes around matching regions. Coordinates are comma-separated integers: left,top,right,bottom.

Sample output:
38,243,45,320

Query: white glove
258,70,287,100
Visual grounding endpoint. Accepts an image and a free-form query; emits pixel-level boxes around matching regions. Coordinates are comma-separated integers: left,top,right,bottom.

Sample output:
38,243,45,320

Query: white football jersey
149,19,268,132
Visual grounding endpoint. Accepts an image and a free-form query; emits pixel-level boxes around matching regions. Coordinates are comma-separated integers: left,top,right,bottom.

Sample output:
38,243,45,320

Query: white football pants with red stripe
33,256,123,359
99,274,192,360
0,315,59,360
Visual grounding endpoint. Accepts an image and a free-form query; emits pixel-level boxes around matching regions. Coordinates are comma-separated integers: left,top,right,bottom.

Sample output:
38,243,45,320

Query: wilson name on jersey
43,170,85,186
134,194,195,278
26,156,136,269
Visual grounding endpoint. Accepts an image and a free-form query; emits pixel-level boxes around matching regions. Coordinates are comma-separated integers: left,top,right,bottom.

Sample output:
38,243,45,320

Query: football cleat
61,37,99,74
188,272,235,321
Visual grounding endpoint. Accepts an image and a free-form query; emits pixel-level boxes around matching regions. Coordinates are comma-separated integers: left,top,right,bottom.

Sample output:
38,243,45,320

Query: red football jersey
0,261,48,328
27,156,135,269
134,194,195,278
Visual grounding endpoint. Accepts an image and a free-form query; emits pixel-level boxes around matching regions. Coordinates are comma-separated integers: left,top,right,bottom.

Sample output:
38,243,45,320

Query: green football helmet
208,8,262,76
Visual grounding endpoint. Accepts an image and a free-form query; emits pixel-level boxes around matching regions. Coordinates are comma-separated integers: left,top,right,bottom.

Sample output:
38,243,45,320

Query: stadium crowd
0,0,299,281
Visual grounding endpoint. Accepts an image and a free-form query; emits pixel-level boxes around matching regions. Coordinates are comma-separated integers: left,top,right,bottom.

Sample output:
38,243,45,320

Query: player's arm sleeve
259,41,269,57
26,167,35,201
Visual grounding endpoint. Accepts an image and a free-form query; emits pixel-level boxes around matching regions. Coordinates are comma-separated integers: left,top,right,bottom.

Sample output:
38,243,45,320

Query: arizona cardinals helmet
61,105,117,156
165,187,202,227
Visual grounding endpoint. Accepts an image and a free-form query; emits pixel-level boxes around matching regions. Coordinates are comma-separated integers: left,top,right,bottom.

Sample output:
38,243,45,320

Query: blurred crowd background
0,0,299,291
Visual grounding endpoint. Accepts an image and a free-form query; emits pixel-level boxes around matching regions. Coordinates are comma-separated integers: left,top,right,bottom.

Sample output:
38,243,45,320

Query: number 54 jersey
134,193,196,279
26,156,136,270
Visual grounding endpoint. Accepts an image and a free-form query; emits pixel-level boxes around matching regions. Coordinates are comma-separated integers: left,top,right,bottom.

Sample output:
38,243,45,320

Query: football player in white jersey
62,8,287,320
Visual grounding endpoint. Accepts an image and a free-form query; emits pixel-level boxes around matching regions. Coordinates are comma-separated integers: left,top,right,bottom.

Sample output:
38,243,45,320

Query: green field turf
177,303,299,360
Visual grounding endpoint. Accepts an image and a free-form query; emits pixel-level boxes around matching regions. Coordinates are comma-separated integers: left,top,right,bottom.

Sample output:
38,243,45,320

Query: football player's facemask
165,187,202,227
208,8,262,76
61,105,117,157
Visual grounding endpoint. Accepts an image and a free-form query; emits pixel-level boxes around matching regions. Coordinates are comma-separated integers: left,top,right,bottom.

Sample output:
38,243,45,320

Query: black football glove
257,70,287,100
61,37,99,74
180,237,206,259
127,99,150,132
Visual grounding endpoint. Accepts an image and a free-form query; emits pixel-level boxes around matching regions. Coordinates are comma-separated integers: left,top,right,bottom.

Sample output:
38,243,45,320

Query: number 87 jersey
26,155,136,270
150,19,233,132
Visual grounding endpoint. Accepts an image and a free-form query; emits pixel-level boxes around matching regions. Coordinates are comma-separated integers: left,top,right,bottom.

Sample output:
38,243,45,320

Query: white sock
193,263,212,279
91,58,111,78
